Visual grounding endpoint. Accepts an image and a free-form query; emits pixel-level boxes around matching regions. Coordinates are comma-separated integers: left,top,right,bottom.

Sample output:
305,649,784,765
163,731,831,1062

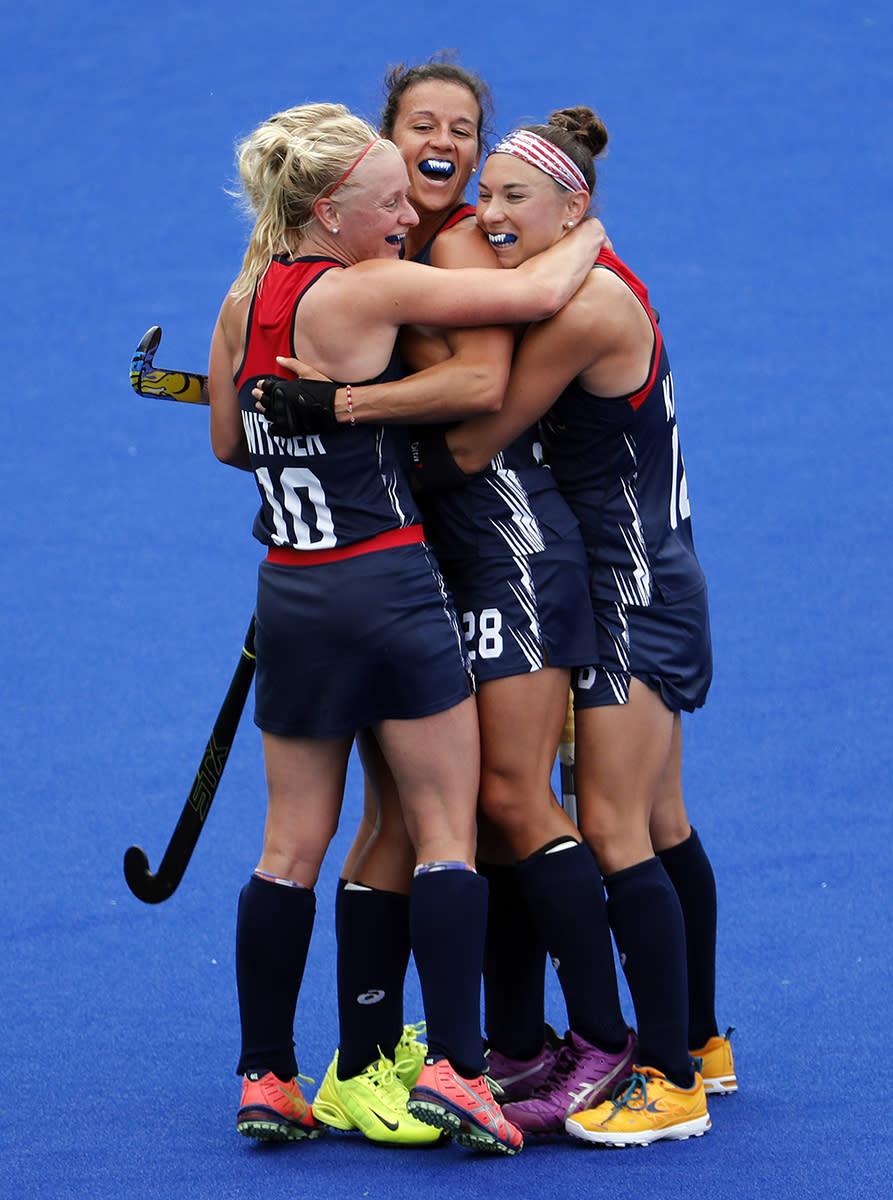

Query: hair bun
547,106,608,158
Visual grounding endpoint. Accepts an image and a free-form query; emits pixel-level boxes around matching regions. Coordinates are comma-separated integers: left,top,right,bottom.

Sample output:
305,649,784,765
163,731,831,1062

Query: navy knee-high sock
658,828,719,1049
477,860,548,1059
410,868,488,1078
516,839,628,1049
235,874,315,1079
335,881,411,1078
604,857,694,1087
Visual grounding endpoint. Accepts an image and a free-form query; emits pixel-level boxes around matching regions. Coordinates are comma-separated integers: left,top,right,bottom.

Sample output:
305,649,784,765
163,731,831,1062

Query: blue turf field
3,2,892,1196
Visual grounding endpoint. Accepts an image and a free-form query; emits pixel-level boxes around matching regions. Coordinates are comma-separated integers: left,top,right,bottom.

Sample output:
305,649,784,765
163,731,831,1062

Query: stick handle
123,617,256,903
558,691,577,826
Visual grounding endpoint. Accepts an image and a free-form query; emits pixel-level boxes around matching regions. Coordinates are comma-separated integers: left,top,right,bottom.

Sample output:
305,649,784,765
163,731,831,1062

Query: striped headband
324,137,383,197
490,129,590,195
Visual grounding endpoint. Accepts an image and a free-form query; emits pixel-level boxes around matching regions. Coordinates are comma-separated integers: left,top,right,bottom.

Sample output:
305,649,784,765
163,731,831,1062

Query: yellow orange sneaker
565,1066,710,1147
692,1027,737,1094
312,1051,441,1145
408,1057,524,1155
237,1071,325,1141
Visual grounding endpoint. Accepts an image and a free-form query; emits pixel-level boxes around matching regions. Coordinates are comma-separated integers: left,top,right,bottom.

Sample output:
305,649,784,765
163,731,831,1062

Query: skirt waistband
265,524,425,566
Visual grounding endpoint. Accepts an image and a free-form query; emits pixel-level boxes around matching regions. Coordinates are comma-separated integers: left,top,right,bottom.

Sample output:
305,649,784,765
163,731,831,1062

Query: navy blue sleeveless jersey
413,206,584,559
541,248,706,607
413,204,477,265
236,255,472,735
235,255,421,551
411,209,598,678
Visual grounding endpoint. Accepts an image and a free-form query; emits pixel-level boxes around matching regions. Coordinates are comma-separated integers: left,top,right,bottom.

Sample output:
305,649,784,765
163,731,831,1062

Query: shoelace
393,1022,427,1076
608,1070,650,1112
366,1052,419,1107
527,1043,578,1098
368,1055,400,1085
481,1044,507,1098
400,1020,428,1042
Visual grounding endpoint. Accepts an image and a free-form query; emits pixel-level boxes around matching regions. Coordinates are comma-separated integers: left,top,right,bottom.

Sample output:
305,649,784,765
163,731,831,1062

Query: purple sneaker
485,1025,564,1103
502,1028,637,1134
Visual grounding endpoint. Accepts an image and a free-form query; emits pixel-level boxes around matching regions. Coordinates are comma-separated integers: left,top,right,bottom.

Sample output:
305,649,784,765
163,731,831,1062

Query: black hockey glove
409,427,468,492
257,376,339,437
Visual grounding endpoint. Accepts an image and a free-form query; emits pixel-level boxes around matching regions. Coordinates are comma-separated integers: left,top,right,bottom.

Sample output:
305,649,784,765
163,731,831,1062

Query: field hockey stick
558,691,577,825
130,326,209,405
130,319,658,409
124,615,257,903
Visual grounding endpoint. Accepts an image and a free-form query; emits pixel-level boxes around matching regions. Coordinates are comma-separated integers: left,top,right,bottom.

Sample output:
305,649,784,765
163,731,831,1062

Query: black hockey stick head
129,325,208,405
123,843,179,904
130,326,162,394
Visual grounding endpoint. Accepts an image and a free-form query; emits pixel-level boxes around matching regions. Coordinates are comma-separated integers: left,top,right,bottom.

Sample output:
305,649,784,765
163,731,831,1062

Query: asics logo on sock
357,989,386,1005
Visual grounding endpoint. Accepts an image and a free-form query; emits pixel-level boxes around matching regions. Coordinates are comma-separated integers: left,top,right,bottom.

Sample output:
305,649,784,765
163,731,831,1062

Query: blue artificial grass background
3,2,891,1196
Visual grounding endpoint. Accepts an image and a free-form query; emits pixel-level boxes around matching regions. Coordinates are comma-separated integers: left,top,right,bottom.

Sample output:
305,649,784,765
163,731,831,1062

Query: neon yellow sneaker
312,1051,442,1145
565,1067,711,1147
692,1027,737,1094
237,1071,325,1141
393,1021,428,1089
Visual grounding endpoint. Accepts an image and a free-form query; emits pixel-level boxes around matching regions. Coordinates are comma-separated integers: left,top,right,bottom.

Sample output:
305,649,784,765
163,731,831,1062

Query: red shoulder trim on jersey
438,203,477,235
260,257,341,335
237,257,341,387
594,248,663,411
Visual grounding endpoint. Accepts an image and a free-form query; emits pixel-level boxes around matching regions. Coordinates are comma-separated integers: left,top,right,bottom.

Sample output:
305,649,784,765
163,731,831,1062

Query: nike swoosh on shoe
371,1109,400,1132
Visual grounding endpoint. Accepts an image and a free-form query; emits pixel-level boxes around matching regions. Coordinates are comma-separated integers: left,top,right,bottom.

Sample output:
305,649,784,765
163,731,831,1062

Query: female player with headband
418,106,733,1145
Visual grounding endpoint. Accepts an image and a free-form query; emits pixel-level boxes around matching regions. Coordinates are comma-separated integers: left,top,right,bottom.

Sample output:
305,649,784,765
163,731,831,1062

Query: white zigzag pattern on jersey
604,603,631,703
612,474,652,607
485,470,547,556
507,557,545,671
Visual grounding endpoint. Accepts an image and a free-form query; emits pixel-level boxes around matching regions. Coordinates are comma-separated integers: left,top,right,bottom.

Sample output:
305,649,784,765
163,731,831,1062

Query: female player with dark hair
260,63,637,1142
208,100,606,1155
302,58,522,1147
409,105,734,1144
